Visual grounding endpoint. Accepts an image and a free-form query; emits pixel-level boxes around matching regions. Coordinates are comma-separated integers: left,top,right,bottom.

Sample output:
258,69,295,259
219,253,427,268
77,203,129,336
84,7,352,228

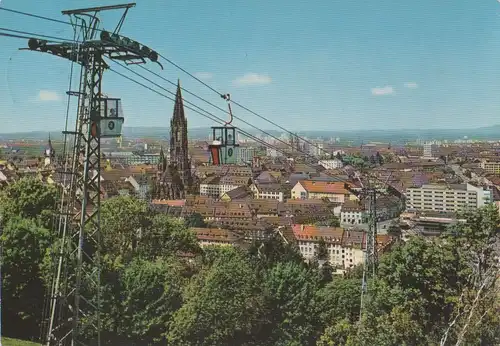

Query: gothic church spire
172,79,185,122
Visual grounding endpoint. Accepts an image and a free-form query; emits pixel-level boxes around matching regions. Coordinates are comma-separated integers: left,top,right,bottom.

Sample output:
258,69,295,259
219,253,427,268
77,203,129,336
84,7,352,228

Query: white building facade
318,159,344,170
406,183,492,213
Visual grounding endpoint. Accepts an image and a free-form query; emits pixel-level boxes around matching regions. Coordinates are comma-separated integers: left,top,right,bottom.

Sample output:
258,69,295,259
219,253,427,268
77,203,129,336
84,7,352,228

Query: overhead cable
0,6,333,158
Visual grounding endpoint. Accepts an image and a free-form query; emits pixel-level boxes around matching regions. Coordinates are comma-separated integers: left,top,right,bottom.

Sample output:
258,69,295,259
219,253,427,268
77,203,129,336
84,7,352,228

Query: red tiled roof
191,227,241,242
298,180,350,194
291,224,394,251
152,199,186,207
342,199,365,212
292,224,345,242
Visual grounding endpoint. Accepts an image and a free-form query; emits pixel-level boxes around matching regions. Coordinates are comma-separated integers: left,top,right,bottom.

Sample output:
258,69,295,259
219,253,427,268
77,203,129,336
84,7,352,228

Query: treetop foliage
1,179,498,345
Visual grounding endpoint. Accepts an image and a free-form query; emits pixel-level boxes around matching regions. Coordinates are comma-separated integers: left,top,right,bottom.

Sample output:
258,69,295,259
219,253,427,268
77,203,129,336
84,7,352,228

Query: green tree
374,237,458,339
100,195,150,260
315,239,333,283
316,216,340,227
0,177,58,228
316,238,328,261
1,217,53,339
387,220,402,238
343,206,500,345
114,257,186,344
0,178,57,340
92,255,191,345
140,213,201,259
184,212,207,228
101,196,200,261
261,262,321,345
316,278,361,326
357,302,429,346
439,205,500,345
167,247,265,345
247,232,304,272
317,318,358,346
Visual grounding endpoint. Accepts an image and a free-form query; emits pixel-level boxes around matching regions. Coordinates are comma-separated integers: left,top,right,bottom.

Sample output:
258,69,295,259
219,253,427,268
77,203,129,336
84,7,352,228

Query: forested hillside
1,178,499,345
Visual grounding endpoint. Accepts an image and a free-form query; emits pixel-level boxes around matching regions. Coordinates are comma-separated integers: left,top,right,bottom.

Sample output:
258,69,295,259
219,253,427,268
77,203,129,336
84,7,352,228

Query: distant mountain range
1,125,499,145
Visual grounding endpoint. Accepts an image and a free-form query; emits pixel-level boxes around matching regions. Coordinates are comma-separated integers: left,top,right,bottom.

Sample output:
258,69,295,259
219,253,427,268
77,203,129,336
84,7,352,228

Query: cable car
98,96,124,138
209,94,239,165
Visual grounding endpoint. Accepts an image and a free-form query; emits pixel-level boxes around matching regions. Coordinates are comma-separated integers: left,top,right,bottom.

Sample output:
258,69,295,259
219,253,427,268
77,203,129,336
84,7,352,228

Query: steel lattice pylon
21,3,162,345
47,16,107,346
344,181,380,323
366,189,378,276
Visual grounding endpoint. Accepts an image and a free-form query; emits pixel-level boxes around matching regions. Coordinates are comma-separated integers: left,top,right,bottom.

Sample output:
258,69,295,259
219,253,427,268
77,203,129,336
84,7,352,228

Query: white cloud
194,72,214,80
404,82,418,89
371,86,394,96
233,73,272,86
37,90,62,102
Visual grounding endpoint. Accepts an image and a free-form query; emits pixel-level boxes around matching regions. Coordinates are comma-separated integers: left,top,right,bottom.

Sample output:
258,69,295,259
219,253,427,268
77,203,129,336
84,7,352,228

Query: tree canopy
1,187,499,345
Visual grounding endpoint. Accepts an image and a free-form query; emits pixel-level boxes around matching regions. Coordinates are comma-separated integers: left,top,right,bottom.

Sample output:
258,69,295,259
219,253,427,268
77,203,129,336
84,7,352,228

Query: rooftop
191,227,242,243
298,180,350,194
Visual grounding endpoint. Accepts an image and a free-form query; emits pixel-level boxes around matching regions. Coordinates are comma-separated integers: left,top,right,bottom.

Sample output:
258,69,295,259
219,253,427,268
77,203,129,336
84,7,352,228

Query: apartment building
422,143,438,159
480,160,500,175
199,175,252,198
250,182,285,201
318,159,344,170
340,200,367,225
406,183,492,213
239,146,257,164
292,224,393,273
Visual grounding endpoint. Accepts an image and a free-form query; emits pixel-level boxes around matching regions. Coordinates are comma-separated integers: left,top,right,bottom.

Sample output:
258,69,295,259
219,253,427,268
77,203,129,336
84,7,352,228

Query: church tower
169,80,192,192
158,146,167,172
44,134,56,167
154,80,192,200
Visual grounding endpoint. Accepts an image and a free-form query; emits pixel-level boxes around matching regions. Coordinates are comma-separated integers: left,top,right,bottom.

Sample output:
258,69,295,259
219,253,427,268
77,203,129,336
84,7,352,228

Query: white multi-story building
480,160,500,174
199,175,252,198
340,200,367,225
239,146,257,164
318,159,343,170
406,183,492,213
309,143,324,157
422,142,439,158
267,148,279,158
340,195,401,227
250,182,285,201
292,224,393,273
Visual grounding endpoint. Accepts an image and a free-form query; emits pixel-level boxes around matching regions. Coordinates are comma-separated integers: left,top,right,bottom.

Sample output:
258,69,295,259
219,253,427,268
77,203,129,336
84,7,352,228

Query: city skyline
1,0,500,133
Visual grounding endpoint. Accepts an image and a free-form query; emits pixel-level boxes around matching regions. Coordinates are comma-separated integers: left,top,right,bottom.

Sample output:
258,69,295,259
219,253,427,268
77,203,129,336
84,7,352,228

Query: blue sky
1,0,500,133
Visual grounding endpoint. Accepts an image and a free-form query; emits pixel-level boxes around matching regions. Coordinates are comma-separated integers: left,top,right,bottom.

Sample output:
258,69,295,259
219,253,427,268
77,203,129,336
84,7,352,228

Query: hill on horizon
0,125,499,145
